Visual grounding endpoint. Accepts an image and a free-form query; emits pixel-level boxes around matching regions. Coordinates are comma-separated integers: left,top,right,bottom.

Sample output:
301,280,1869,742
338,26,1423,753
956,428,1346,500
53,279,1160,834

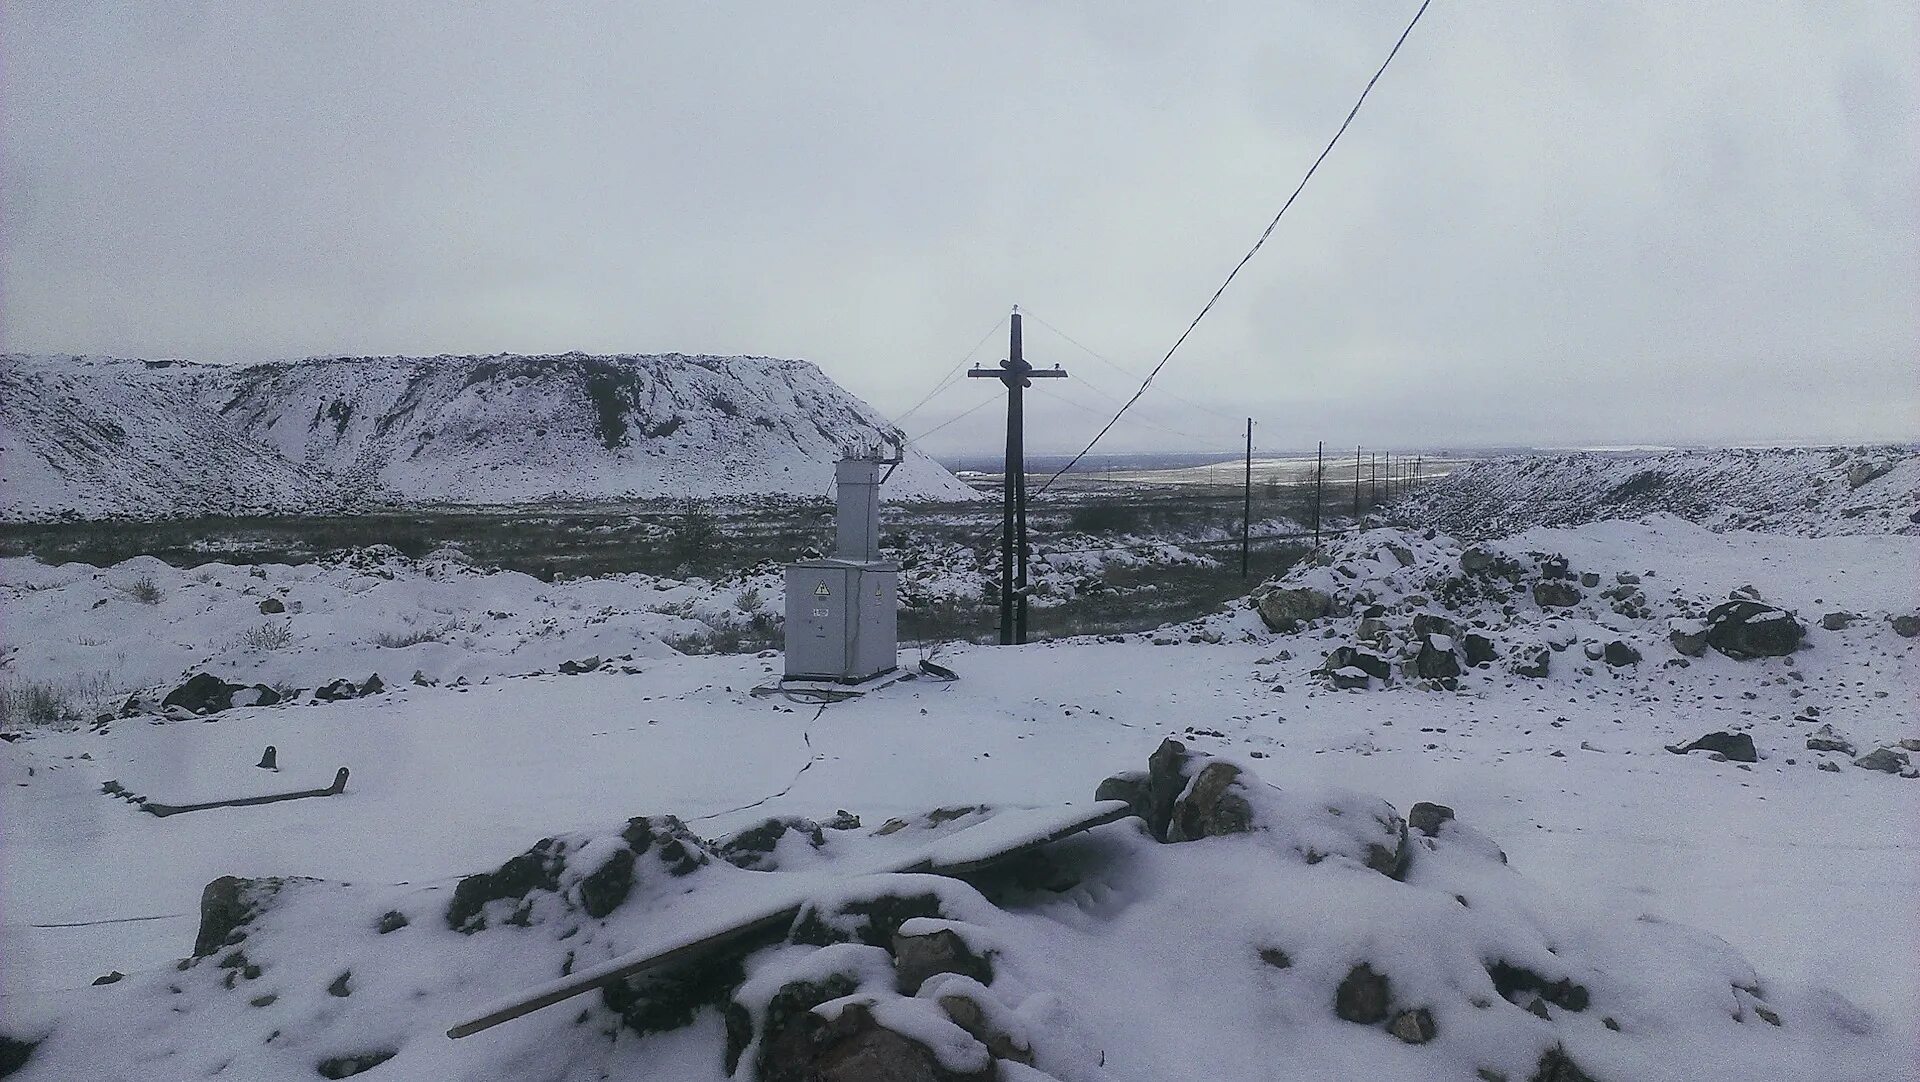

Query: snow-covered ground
2,511,1916,1079
0,533,1230,726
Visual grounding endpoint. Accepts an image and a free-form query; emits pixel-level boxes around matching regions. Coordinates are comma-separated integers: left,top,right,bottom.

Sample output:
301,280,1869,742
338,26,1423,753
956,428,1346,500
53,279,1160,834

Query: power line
1034,0,1434,493
892,314,1009,427
1030,384,1216,443
906,391,1001,442
1023,309,1244,423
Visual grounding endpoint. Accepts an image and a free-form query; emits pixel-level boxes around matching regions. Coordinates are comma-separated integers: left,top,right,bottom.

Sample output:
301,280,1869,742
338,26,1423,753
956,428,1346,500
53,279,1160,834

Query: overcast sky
3,2,1914,454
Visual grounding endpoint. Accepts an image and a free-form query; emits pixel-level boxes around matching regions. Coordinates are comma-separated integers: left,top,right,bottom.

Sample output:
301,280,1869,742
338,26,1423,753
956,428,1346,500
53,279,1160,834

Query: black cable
1035,0,1434,494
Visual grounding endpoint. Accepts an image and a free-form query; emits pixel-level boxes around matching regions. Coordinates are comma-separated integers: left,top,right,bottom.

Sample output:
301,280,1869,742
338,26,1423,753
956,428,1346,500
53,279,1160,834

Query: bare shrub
230,622,294,652
373,627,444,649
0,681,73,730
125,574,163,604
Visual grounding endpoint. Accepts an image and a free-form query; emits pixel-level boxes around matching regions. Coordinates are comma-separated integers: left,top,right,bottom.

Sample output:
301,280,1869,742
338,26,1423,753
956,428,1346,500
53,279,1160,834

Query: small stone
891,926,993,995
1408,802,1454,837
1258,947,1292,969
1389,1007,1436,1044
1335,964,1391,1025
91,971,125,986
250,993,278,1008
327,971,352,997
258,597,286,614
1666,731,1757,763
376,910,408,934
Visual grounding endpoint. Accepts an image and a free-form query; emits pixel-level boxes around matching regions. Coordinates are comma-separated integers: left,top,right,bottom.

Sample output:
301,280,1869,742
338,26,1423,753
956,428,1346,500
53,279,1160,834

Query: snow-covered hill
0,357,351,520
0,353,978,519
1402,447,1919,539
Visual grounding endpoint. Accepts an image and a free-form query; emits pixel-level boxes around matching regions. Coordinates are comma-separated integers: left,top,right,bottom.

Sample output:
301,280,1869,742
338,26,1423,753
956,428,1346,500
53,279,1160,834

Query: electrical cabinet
784,559,898,683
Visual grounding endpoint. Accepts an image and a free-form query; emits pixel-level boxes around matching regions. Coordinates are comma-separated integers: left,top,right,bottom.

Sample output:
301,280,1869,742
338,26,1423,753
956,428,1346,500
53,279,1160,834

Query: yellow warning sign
814,583,830,597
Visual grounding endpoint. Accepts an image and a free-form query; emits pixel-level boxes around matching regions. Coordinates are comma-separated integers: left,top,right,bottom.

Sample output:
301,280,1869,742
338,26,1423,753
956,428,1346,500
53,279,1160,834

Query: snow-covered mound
1403,447,1919,539
1190,516,1920,772
0,550,763,722
7,741,1902,1081
0,353,978,520
0,357,351,520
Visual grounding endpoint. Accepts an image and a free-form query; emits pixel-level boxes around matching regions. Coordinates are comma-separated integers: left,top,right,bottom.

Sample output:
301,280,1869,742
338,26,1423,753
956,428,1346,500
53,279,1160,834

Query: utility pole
967,306,1066,645
1312,440,1324,548
1384,450,1391,503
1241,419,1253,579
1353,445,1362,519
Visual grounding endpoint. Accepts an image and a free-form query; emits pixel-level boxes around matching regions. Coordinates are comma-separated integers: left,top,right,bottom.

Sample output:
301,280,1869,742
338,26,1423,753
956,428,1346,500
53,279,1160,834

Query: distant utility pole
1312,440,1324,548
1384,450,1391,503
1241,419,1253,579
967,306,1066,645
1353,445,1363,519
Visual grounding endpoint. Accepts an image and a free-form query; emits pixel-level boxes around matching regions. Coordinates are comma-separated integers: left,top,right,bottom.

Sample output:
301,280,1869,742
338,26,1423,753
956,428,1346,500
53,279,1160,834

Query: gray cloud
4,1,1914,453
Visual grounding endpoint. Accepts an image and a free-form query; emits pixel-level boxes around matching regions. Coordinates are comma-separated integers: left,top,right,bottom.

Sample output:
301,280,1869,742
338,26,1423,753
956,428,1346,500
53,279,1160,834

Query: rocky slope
0,353,977,519
1402,447,1918,539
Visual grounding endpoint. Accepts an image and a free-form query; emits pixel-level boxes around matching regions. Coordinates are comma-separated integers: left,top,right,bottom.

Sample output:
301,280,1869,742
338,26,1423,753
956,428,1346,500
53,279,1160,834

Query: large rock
1891,614,1920,639
1412,640,1460,682
1853,747,1910,774
892,926,994,995
1601,640,1641,667
162,672,245,716
1257,587,1332,633
1461,633,1498,666
1107,738,1409,878
1322,646,1391,684
1847,461,1892,489
1669,619,1709,657
1704,599,1805,659
761,1000,992,1082
1666,731,1758,763
1532,581,1582,609
1334,964,1391,1024
1512,646,1551,678
1805,724,1854,755
194,876,300,957
1167,761,1254,843
716,816,828,872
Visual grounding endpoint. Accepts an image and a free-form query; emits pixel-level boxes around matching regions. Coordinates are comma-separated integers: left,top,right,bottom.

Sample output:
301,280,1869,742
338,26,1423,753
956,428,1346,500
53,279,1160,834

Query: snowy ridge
0,353,979,519
1402,447,1919,539
0,357,350,520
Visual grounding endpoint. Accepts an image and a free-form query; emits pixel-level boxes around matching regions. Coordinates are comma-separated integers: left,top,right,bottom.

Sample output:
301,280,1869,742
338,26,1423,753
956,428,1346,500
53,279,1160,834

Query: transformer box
784,559,898,683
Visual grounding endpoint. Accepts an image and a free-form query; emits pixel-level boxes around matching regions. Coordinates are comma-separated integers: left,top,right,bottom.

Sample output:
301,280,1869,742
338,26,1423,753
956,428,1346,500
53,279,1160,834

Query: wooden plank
444,800,1131,1039
118,768,350,817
